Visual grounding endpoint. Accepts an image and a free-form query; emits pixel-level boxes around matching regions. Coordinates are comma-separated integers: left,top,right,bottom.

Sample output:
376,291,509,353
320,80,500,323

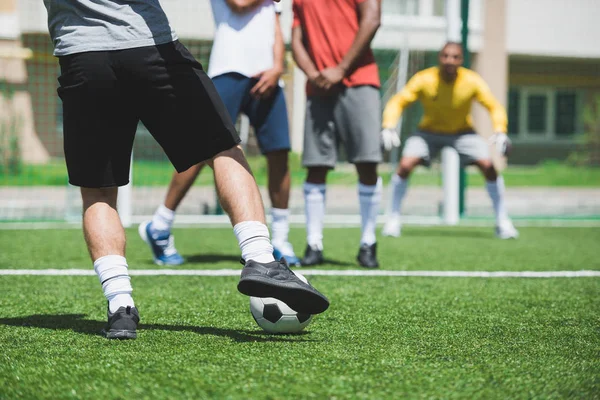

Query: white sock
93,255,134,313
233,221,275,263
486,176,508,225
270,208,290,247
359,177,382,246
151,204,175,232
389,174,408,217
304,182,326,250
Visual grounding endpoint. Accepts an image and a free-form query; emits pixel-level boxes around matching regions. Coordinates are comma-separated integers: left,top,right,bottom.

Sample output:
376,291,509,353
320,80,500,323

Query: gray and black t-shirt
44,0,178,56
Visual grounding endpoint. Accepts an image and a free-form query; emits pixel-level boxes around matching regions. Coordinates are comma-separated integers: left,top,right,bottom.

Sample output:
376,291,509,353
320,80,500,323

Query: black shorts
57,40,240,187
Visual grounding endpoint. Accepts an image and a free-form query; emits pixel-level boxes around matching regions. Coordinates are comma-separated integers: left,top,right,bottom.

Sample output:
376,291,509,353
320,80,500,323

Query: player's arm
291,24,320,87
473,75,512,155
250,11,285,98
319,0,381,88
381,74,422,129
225,0,264,13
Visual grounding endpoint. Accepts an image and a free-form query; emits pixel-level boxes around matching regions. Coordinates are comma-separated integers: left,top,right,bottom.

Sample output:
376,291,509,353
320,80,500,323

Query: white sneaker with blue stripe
138,221,184,265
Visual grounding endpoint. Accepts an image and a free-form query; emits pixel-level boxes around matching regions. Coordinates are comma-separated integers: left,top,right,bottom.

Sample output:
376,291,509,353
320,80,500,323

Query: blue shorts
212,72,290,154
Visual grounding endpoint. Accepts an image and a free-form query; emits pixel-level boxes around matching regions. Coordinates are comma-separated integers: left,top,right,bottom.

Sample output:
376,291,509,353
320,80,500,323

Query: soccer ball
249,273,313,334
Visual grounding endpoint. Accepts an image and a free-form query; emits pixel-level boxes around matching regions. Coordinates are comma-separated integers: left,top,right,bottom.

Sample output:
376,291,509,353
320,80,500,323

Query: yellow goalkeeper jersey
382,66,507,134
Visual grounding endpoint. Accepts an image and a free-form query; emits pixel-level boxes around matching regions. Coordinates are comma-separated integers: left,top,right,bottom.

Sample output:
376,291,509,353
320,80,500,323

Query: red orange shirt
292,0,380,94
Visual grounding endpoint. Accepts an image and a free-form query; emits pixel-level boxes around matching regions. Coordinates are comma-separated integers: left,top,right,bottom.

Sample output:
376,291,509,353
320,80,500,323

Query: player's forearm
382,93,407,129
338,0,381,74
273,14,285,73
291,27,319,80
225,0,264,13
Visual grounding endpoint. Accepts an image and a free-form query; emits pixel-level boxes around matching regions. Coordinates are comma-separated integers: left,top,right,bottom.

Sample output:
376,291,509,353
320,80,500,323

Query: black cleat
300,245,324,267
104,305,139,340
237,258,330,314
357,243,379,268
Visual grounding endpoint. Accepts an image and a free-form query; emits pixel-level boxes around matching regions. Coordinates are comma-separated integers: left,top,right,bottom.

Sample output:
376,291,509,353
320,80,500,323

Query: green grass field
2,157,600,187
1,226,599,399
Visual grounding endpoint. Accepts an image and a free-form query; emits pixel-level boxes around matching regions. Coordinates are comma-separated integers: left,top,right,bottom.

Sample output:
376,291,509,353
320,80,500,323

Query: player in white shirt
140,0,301,266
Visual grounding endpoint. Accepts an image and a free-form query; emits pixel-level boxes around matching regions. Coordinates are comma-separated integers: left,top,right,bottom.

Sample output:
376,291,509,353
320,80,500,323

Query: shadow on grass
184,253,242,264
0,314,313,343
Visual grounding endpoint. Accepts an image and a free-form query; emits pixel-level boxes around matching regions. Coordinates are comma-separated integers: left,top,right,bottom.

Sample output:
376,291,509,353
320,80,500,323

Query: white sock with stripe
234,221,275,264
486,176,508,225
389,173,408,217
94,255,134,313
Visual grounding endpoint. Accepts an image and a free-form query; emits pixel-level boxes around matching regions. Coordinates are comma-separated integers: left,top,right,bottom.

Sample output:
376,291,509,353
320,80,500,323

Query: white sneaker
382,215,402,237
495,220,519,239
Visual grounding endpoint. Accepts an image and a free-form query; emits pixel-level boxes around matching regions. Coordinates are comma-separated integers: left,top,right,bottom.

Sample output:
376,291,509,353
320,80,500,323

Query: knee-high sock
389,174,408,217
486,176,508,224
270,208,290,247
233,221,275,264
304,182,326,250
94,255,134,313
359,177,382,246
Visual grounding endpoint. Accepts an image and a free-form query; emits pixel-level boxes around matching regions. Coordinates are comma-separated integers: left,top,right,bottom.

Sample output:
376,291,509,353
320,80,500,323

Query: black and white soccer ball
249,272,313,333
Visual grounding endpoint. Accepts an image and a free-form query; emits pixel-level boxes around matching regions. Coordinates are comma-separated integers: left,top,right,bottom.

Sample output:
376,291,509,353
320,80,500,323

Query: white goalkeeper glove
489,133,512,156
381,128,401,151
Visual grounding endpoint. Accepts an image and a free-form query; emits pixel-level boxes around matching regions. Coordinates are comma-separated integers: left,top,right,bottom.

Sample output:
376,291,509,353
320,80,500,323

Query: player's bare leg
383,156,421,237
209,145,329,314
265,150,300,265
82,187,137,339
474,159,518,239
301,166,330,266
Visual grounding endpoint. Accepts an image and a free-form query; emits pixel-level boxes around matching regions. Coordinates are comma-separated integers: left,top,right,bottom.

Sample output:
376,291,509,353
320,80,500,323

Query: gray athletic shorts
402,131,490,167
303,86,383,168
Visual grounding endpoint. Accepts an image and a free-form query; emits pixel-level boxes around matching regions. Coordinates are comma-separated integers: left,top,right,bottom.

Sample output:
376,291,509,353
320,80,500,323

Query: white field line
0,269,598,278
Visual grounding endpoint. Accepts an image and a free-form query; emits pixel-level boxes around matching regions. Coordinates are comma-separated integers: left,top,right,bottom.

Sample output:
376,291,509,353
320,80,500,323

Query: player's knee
398,160,416,178
477,161,497,181
306,167,329,184
81,187,118,208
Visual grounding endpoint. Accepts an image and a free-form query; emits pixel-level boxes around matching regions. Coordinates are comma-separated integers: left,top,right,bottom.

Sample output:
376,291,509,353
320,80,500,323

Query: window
507,89,520,136
555,92,577,136
382,0,419,16
527,95,547,134
433,0,446,16
507,87,583,141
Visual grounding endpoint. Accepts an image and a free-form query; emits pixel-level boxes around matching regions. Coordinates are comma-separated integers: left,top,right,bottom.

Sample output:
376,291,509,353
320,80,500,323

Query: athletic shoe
237,258,330,314
495,220,519,239
382,215,401,237
273,241,301,267
357,243,379,268
104,305,139,340
138,221,184,265
300,245,324,267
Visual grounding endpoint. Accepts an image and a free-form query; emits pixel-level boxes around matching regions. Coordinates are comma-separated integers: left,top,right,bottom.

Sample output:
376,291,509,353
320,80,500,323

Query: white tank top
208,0,280,79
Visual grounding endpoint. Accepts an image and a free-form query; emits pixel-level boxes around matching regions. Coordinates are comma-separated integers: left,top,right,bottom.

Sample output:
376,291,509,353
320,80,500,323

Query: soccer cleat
496,220,519,239
300,245,324,267
357,243,379,268
272,241,301,267
138,221,184,265
237,258,330,314
382,215,401,237
104,305,139,340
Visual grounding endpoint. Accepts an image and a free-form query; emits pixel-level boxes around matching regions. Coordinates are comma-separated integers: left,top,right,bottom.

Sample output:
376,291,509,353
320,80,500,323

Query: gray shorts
303,86,383,168
402,131,490,167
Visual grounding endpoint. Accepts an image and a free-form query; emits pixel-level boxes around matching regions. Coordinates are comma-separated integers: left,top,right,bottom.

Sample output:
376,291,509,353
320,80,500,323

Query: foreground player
292,0,383,268
140,0,300,266
44,0,328,340
380,42,518,239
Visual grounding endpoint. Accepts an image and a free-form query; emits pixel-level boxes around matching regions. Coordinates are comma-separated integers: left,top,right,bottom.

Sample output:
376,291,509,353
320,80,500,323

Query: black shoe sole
238,276,329,315
104,329,137,340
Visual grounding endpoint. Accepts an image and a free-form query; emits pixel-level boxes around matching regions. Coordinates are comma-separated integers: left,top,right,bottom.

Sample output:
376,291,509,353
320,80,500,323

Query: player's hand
489,133,512,156
316,66,345,90
380,128,401,151
250,67,282,99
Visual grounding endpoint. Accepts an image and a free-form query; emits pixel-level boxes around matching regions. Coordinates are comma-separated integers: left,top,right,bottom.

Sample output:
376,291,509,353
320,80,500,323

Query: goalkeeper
380,42,518,239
